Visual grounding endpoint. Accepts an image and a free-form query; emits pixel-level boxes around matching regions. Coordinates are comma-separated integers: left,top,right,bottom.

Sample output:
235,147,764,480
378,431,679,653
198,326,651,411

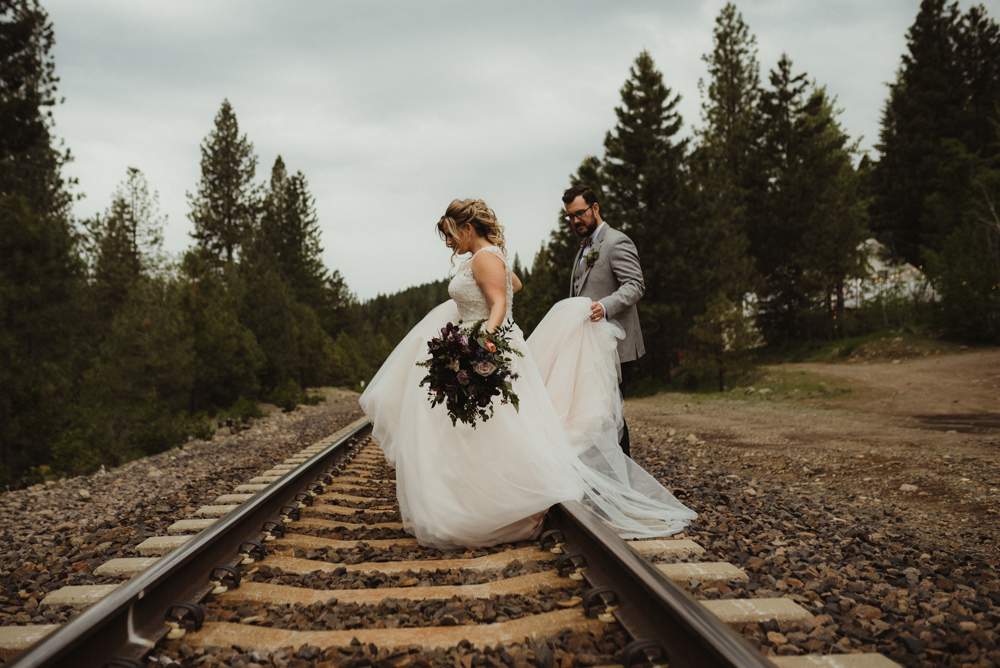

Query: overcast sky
44,0,984,301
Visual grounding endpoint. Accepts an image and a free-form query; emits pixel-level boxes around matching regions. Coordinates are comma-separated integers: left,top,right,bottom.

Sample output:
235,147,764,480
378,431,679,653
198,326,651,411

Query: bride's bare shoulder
471,246,505,267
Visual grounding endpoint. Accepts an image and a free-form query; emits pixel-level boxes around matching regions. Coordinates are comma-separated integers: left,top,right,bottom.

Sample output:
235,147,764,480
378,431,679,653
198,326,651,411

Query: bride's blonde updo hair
436,198,506,263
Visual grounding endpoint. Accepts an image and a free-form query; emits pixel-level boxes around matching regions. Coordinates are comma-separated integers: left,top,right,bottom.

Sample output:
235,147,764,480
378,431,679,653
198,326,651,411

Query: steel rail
547,501,776,668
6,419,373,668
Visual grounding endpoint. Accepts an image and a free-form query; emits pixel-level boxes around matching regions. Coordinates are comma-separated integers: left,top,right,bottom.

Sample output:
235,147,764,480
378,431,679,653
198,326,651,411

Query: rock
745,387,756,395
686,434,699,443
767,631,788,645
854,604,883,620
77,489,91,500
899,484,918,493
53,521,77,532
959,621,978,632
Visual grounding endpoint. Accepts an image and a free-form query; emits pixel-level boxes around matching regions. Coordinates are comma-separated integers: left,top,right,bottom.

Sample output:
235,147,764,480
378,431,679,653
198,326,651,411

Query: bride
359,198,695,550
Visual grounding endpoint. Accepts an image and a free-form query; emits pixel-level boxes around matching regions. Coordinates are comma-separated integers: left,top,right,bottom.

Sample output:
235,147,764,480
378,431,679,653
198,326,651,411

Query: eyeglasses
564,203,594,222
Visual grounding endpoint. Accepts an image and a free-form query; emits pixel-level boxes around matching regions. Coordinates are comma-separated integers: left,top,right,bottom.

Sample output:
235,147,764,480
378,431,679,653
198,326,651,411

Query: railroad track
1,418,903,667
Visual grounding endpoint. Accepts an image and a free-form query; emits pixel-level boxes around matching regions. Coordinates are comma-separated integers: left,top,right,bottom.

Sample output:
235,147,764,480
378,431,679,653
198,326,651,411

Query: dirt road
626,349,1000,555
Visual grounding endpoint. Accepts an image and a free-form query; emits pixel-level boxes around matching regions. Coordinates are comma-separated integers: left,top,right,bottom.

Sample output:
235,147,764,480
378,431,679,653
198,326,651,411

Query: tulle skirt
359,297,696,549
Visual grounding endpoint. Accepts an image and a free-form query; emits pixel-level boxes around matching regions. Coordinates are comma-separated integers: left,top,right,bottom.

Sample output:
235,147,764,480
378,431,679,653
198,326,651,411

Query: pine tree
923,136,1000,342
955,5,1000,161
601,51,689,381
800,94,870,339
602,50,687,245
87,167,165,314
188,99,258,266
752,55,869,341
71,273,200,464
179,251,264,412
688,293,758,392
248,155,351,337
0,196,84,484
874,0,967,265
698,2,762,191
753,56,826,339
256,157,328,305
0,1,83,486
683,3,761,356
0,0,73,219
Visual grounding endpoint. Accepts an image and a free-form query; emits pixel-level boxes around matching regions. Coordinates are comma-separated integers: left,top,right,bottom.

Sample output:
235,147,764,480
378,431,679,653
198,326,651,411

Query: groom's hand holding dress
563,185,646,457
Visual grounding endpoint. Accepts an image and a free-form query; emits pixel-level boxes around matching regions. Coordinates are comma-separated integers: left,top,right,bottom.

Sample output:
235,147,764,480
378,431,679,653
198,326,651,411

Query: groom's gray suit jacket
570,223,646,363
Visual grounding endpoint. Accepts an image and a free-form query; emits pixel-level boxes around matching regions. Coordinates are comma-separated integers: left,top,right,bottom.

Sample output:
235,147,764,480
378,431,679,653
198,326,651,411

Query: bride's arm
471,252,508,333
511,272,522,294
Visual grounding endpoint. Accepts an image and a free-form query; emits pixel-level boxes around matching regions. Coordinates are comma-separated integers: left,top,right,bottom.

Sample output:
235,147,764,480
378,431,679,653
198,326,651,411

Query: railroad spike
582,587,620,623
238,539,266,565
164,601,204,640
555,552,587,580
209,564,242,594
622,639,669,668
539,529,566,554
261,519,286,541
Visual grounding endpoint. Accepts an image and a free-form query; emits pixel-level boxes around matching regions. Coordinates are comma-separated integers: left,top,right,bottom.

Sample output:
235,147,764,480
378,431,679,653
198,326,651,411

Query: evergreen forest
2,0,998,488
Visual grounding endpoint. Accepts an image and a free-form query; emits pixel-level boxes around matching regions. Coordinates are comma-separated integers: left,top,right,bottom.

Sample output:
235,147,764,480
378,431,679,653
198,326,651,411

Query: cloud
45,0,921,299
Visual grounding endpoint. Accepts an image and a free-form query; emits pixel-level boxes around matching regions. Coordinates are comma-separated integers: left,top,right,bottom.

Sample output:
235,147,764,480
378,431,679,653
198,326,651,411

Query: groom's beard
574,218,598,238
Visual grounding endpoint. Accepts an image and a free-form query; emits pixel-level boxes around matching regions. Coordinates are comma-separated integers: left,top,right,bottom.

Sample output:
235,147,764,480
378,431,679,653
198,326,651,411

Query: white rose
474,361,497,376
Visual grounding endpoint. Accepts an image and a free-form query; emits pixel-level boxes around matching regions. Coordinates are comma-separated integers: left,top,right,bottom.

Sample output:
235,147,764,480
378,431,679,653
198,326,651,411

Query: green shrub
229,396,264,422
304,392,325,406
268,379,304,412
50,429,103,478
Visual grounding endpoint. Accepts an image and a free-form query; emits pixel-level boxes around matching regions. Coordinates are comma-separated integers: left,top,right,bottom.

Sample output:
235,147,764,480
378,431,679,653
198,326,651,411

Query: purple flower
459,334,469,347
456,370,469,385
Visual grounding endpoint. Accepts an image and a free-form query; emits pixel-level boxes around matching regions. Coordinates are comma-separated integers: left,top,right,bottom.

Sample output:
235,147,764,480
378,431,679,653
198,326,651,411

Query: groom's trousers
618,361,634,457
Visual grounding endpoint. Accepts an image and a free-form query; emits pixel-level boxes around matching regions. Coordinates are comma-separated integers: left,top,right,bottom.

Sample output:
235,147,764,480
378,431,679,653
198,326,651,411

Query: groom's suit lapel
578,225,609,288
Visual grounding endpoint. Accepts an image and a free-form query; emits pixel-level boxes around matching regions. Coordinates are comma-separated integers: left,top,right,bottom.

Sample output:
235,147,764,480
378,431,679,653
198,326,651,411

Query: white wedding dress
359,246,695,549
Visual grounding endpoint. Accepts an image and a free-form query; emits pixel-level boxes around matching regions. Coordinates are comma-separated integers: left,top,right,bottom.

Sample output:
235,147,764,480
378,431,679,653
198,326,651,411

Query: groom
563,184,645,457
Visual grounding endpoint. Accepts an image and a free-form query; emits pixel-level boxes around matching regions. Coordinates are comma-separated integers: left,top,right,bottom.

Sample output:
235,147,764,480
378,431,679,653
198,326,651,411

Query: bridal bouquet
417,319,523,428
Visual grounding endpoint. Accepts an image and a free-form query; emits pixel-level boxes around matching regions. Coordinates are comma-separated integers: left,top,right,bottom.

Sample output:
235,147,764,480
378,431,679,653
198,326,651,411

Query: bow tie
580,237,592,249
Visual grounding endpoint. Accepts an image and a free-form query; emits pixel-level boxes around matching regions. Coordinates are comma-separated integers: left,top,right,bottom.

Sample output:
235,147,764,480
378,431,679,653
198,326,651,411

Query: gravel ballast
0,390,364,629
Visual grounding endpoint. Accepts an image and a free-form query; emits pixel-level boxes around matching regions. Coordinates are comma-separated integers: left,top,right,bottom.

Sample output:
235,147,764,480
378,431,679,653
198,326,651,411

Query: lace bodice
448,246,513,323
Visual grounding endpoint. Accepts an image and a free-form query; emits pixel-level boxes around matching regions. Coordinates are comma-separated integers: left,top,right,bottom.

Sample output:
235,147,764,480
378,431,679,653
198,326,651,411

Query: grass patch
751,330,968,364
628,329,982,401
632,367,851,403
752,331,887,364
730,368,852,401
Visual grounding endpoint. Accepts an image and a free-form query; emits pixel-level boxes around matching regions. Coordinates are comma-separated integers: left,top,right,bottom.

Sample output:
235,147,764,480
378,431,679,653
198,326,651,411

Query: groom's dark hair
562,184,598,206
